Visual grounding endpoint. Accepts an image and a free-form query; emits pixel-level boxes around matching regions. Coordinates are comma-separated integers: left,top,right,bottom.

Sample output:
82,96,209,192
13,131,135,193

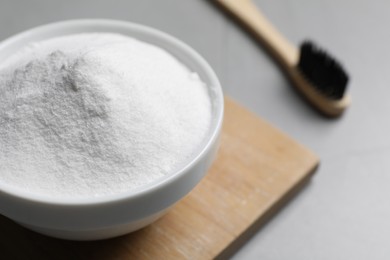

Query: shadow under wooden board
0,97,319,259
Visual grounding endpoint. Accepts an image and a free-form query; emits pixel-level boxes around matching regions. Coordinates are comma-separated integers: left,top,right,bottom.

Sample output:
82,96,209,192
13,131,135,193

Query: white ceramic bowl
0,19,224,240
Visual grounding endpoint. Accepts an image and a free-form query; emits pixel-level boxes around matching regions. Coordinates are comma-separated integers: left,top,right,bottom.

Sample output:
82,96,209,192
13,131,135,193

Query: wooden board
0,97,319,259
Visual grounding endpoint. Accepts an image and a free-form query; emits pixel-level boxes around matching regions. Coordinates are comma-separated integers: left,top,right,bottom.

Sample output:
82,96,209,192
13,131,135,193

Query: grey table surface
0,0,388,259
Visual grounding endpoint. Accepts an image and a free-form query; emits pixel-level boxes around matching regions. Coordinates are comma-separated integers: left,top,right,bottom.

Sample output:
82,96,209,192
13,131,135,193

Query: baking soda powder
0,33,211,198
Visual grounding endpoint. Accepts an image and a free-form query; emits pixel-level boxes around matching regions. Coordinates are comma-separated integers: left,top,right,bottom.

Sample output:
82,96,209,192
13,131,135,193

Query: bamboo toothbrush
216,0,350,117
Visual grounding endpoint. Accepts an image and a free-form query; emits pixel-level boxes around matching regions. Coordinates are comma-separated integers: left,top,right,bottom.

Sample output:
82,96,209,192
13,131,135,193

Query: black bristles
298,41,349,100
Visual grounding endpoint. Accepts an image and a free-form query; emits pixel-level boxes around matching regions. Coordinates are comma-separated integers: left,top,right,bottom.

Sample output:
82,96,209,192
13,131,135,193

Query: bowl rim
0,19,224,206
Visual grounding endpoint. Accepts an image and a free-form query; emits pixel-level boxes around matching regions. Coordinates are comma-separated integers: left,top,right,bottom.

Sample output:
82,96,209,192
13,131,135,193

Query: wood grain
0,97,319,259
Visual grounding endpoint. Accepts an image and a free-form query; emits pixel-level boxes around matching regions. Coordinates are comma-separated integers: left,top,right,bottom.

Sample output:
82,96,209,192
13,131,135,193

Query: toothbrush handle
217,0,298,68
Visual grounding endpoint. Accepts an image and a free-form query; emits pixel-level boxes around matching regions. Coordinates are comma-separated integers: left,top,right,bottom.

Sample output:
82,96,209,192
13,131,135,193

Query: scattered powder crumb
0,33,211,198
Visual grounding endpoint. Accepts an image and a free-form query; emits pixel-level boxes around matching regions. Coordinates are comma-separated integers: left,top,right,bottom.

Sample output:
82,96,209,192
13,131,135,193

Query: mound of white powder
0,33,211,198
